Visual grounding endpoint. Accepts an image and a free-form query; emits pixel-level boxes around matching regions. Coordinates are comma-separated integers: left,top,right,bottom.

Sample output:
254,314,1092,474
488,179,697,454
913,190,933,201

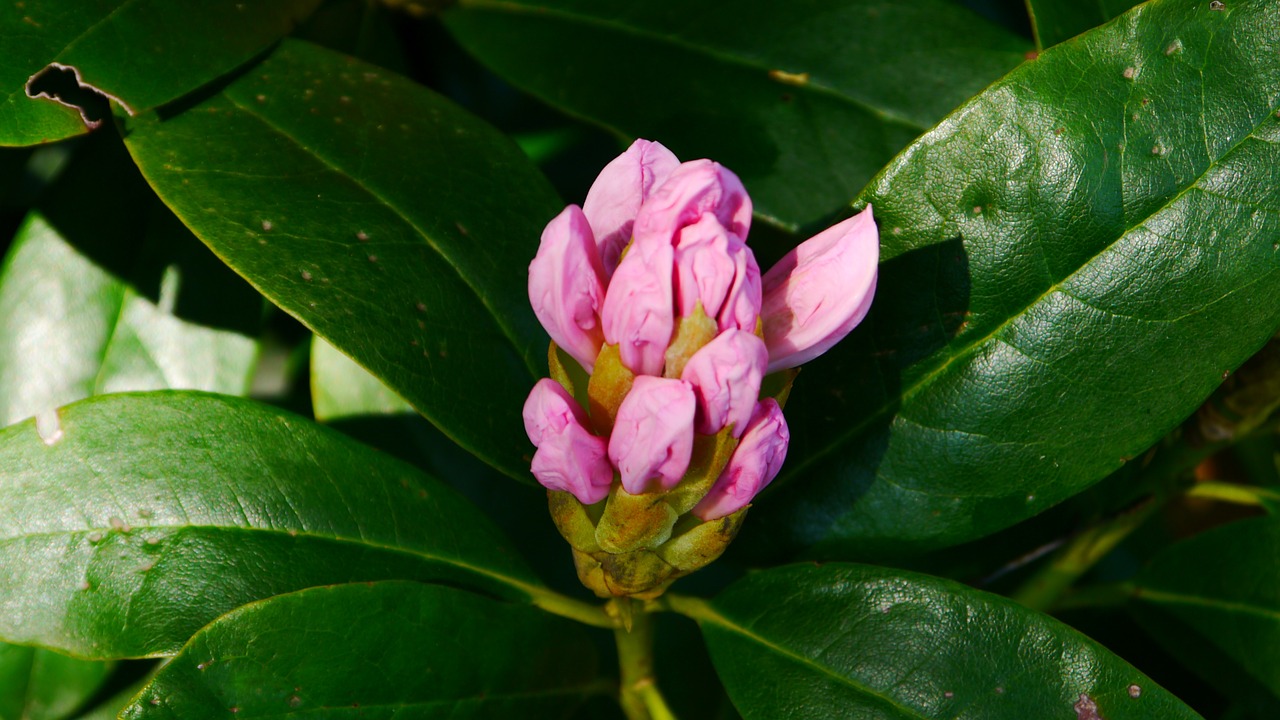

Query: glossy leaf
121,582,602,719
1,0,321,147
1026,0,1143,49
311,336,411,422
0,391,544,659
683,563,1202,720
443,0,1030,229
744,0,1280,560
0,137,261,427
1131,517,1280,700
0,643,111,720
123,39,561,481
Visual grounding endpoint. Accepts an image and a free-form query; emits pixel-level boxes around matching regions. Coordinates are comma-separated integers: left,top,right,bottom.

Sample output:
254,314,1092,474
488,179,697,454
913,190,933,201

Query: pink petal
680,330,767,437
522,378,590,447
524,379,613,505
600,242,675,376
608,376,695,494
672,214,761,331
582,139,680,277
692,399,789,521
760,205,879,373
528,206,608,372
632,160,752,254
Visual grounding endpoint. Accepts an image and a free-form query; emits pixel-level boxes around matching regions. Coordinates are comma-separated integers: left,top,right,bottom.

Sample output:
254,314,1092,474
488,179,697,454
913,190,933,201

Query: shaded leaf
443,0,1030,229
311,336,410,421
1,0,321,147
123,39,561,481
744,0,1280,560
0,644,111,720
122,582,601,719
1131,517,1280,701
0,391,544,659
685,563,1202,720
1026,0,1144,49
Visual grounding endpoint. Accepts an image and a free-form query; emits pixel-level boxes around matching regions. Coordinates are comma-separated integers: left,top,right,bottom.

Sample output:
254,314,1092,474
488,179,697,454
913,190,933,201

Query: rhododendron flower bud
582,139,679,276
680,329,767,437
632,159,752,252
673,214,762,332
761,205,879,373
528,206,607,372
600,242,674,376
693,399,789,521
608,375,695,494
523,379,613,505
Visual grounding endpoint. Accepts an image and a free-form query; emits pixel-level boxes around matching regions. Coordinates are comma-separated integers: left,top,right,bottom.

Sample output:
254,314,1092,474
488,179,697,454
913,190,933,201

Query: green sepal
596,485,679,554
587,344,635,436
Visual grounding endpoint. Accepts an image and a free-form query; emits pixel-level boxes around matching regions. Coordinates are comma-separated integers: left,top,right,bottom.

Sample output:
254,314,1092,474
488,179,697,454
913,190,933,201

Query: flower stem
613,599,678,720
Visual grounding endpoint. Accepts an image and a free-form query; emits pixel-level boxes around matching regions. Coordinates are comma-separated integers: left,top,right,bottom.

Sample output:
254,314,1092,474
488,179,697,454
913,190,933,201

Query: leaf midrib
215,90,539,381
782,98,1280,485
1,523,543,603
1135,586,1280,623
681,598,928,720
454,0,927,131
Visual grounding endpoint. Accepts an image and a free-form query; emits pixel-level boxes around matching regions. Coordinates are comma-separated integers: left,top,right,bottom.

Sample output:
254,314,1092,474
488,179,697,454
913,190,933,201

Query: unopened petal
672,215,762,331
583,139,680,276
692,399,789,521
600,243,675,376
632,160,752,252
760,205,879,373
680,330,767,437
608,376,696,494
523,378,590,447
531,424,614,505
529,206,608,371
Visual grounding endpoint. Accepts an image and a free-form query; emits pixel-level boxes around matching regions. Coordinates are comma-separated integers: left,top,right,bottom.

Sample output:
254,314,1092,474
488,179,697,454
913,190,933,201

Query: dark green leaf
1026,0,1143,49
744,0,1280,560
0,136,261,427
443,0,1030,229
1,0,321,147
122,39,561,481
121,582,602,719
0,644,111,720
0,391,545,659
684,563,1202,720
1131,517,1280,701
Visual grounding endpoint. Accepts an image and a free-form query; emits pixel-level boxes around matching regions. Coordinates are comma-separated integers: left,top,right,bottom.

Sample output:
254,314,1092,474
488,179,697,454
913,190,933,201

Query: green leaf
122,39,561,481
443,0,1030,229
0,644,112,720
1026,0,1143,49
744,0,1280,560
311,336,411,421
0,391,546,659
0,136,261,427
1131,517,1280,701
681,563,1202,720
120,582,602,719
1,0,322,147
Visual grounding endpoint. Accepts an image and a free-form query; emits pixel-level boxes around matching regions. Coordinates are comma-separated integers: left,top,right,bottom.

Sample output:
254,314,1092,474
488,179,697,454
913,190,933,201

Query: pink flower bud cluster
524,140,878,520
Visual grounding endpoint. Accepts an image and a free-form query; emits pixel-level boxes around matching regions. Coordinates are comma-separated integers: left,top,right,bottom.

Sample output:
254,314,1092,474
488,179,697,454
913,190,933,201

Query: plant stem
613,599,678,720
525,586,617,629
1184,480,1280,510
1011,500,1156,612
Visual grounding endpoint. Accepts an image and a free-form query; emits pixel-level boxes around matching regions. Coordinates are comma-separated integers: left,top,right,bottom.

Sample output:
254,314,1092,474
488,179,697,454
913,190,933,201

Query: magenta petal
692,399,789,521
522,378,590,446
529,206,608,372
608,376,695,494
600,242,675,376
680,330,767,437
524,380,612,505
582,139,680,277
632,160,752,252
760,205,879,373
673,215,761,331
